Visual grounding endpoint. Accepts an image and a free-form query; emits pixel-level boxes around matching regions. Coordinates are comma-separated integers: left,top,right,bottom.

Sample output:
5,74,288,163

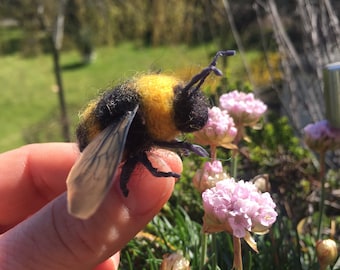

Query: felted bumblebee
66,50,236,219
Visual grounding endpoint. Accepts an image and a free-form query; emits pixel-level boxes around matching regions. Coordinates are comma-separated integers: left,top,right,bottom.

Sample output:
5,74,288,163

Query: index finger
0,143,79,230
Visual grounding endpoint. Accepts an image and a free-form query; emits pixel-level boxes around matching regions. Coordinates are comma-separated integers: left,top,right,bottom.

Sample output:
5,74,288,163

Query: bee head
173,50,236,133
173,84,208,132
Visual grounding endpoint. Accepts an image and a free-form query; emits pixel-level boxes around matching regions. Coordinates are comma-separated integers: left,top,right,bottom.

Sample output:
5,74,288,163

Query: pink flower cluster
304,120,340,152
219,90,267,126
194,107,237,148
193,160,228,192
202,178,277,238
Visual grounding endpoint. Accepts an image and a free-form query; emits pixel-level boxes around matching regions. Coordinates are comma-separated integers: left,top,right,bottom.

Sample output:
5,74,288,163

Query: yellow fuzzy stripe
79,99,102,142
134,75,181,141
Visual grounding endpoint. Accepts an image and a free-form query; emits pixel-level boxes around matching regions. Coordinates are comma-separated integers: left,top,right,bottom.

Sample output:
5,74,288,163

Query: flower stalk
199,232,208,270
232,236,243,270
316,151,326,241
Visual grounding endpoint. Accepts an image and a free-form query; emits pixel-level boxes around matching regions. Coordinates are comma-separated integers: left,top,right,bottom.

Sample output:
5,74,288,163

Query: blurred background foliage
0,0,252,55
0,0,339,269
1,0,323,57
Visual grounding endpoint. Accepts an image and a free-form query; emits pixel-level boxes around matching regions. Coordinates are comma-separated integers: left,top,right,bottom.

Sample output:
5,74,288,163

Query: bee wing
67,106,138,219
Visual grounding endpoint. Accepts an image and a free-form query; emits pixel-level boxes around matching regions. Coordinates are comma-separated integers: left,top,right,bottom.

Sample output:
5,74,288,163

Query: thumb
0,149,181,270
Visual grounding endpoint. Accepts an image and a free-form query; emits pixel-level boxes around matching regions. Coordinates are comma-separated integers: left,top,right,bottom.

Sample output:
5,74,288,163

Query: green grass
0,43,249,152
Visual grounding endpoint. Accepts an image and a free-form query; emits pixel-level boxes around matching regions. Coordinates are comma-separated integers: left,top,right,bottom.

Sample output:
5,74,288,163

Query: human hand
0,143,181,270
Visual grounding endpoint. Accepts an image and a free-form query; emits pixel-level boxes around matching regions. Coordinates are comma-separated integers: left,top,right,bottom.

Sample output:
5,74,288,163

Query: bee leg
120,156,139,197
140,152,181,179
155,140,208,157
120,152,181,197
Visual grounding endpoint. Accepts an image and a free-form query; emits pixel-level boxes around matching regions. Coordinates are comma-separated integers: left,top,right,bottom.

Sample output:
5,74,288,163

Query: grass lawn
0,43,249,152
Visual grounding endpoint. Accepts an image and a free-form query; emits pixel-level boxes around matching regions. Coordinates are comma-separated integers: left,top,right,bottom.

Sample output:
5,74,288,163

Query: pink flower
193,107,237,148
304,120,340,152
193,160,228,192
219,90,267,126
202,178,277,238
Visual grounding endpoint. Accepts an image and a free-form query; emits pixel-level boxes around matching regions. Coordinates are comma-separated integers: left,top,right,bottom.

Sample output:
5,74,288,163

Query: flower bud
316,239,338,269
251,174,271,193
192,160,228,192
160,253,190,270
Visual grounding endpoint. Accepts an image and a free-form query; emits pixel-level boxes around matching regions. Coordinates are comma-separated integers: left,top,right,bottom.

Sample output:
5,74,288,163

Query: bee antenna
183,50,236,94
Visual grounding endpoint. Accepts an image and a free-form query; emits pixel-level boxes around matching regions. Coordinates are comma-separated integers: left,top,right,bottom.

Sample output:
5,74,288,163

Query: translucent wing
67,106,138,219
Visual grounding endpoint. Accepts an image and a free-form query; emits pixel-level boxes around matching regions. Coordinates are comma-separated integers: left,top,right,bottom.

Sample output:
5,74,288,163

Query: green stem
312,151,326,269
230,152,239,179
212,234,217,270
200,231,207,270
316,151,326,241
210,145,217,161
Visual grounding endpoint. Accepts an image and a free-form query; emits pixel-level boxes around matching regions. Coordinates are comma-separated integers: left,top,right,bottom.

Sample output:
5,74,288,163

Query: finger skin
0,144,182,270
0,143,79,231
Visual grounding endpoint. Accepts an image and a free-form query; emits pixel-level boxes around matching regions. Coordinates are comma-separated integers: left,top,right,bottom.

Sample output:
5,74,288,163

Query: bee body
67,50,236,219
77,74,208,156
